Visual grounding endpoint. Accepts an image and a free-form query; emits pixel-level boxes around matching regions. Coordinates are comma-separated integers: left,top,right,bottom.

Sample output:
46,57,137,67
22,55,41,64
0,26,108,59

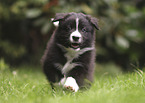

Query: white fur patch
70,18,82,43
76,18,79,30
70,30,82,43
53,21,59,27
64,77,79,92
51,18,59,27
56,44,94,75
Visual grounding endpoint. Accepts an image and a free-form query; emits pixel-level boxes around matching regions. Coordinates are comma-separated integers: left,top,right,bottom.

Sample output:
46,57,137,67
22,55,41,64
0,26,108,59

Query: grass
0,62,145,103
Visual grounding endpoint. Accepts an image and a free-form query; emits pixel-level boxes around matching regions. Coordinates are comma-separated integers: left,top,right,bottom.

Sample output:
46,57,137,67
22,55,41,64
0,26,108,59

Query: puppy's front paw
64,77,79,92
64,85,75,92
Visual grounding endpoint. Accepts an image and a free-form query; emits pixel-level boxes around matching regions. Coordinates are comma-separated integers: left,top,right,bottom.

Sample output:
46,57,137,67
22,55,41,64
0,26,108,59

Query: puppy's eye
82,28,87,32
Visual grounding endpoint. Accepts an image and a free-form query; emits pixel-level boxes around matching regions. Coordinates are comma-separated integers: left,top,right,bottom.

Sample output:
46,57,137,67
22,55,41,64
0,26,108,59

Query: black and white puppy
41,12,99,92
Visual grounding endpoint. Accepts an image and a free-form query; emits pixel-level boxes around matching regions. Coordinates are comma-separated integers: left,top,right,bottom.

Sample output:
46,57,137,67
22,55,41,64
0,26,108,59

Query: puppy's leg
64,77,79,92
67,65,94,90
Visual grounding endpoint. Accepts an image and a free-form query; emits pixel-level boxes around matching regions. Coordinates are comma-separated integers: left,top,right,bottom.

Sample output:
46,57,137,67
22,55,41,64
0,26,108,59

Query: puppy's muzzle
70,31,82,49
70,31,82,43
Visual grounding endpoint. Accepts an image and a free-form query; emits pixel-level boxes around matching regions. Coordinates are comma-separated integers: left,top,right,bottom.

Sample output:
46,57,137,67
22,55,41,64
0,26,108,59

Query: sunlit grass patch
0,62,145,103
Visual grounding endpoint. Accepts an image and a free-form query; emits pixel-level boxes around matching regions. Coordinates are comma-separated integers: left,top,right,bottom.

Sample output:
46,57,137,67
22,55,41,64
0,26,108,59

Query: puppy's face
53,13,99,50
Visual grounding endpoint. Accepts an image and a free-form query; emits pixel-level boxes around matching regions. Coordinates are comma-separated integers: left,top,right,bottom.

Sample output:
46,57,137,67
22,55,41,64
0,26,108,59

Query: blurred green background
0,0,145,71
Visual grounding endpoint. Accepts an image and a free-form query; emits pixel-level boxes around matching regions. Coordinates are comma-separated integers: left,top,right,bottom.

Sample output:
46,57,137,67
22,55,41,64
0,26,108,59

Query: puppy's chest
54,48,81,75
54,47,94,75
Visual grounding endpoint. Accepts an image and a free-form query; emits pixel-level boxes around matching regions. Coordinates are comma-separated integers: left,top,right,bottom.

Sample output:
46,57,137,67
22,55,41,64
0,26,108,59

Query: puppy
41,12,99,92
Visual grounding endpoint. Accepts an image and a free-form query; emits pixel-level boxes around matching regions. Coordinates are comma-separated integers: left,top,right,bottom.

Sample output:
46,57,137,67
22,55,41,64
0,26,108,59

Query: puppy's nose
72,36,80,41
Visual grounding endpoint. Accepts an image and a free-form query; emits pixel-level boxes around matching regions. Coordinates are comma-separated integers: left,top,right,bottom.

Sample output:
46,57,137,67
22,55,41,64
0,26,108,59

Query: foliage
0,65,145,103
0,0,145,70
0,58,9,71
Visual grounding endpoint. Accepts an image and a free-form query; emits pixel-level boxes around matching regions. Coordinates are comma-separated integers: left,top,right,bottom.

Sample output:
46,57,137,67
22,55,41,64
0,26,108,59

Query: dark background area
0,0,145,71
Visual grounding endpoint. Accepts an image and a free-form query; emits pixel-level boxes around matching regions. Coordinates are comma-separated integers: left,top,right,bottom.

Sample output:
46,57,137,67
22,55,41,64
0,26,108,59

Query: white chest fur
55,44,94,75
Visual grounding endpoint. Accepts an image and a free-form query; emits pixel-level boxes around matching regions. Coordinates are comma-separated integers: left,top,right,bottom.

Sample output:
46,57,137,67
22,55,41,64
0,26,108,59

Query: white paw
64,77,79,92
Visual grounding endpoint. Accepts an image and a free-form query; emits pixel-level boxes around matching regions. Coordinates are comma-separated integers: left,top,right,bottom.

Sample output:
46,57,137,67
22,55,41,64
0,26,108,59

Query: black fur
41,12,99,89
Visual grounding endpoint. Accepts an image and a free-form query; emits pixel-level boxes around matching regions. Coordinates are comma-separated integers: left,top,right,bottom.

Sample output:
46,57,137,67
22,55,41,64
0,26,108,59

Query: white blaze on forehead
76,18,79,31
70,17,82,43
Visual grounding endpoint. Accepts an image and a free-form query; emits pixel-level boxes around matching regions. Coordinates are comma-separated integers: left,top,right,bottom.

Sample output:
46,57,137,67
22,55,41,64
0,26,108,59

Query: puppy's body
41,13,99,92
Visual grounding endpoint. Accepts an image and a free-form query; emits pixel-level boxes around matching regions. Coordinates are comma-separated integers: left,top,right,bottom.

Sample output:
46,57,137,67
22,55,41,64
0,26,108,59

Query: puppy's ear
51,13,69,27
86,15,100,30
52,13,69,22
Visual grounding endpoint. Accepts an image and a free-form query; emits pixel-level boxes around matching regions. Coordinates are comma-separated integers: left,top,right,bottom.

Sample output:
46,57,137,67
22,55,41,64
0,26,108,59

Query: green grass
0,63,145,103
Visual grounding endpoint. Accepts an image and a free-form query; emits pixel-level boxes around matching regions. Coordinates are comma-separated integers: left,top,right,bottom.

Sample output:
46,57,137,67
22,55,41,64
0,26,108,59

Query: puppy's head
52,13,99,50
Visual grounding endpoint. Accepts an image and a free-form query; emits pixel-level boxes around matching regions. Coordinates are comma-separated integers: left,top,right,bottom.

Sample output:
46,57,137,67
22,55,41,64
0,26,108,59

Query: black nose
72,36,80,41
